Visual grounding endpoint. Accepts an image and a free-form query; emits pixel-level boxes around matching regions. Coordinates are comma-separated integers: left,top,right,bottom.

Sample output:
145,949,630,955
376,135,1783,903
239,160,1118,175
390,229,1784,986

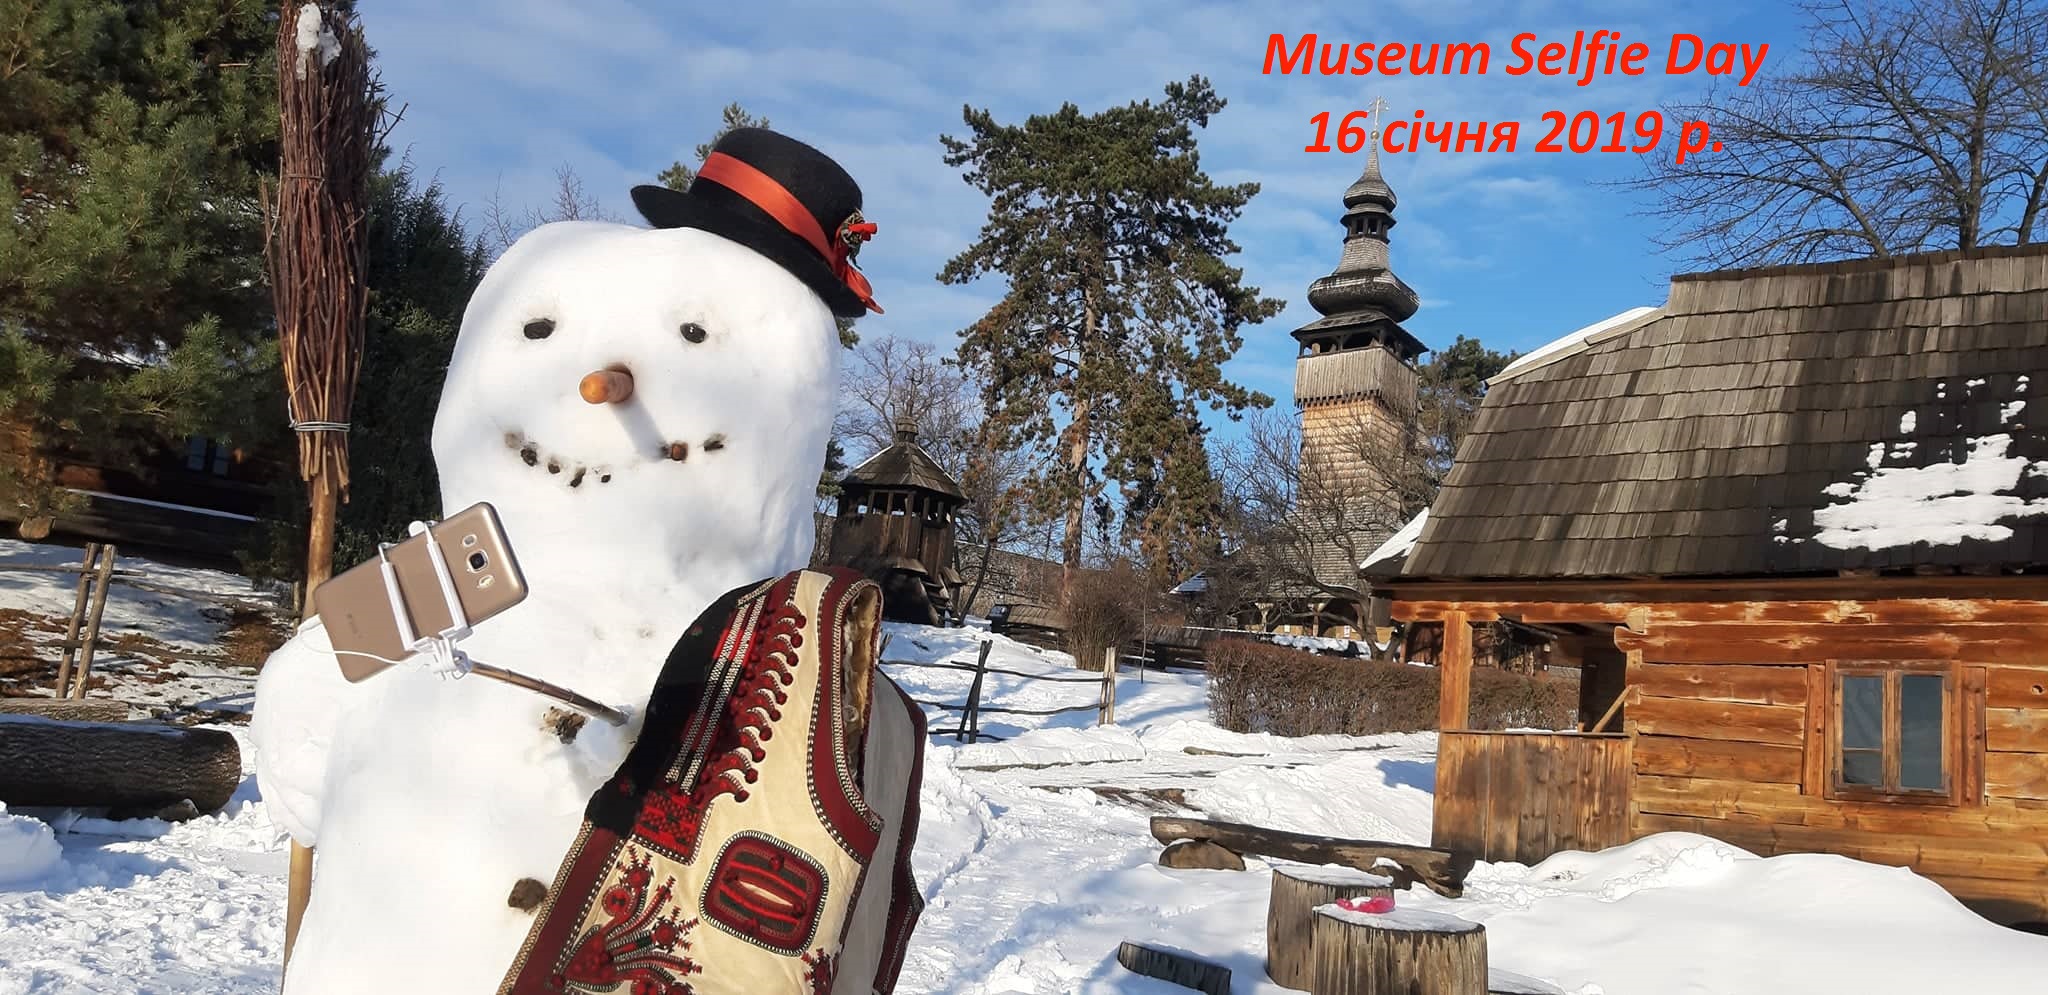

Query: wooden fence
883,640,1122,744
0,542,288,700
1430,730,1633,865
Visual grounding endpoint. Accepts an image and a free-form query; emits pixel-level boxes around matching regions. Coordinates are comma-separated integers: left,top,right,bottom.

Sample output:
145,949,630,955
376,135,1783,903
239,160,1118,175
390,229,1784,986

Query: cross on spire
1364,95,1389,167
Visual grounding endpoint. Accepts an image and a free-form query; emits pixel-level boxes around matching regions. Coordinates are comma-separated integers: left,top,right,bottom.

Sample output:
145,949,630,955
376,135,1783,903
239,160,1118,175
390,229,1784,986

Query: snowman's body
252,220,842,993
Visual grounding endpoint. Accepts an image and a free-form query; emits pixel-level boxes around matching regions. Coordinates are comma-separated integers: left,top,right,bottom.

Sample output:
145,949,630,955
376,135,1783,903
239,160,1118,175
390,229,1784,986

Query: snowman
252,128,925,994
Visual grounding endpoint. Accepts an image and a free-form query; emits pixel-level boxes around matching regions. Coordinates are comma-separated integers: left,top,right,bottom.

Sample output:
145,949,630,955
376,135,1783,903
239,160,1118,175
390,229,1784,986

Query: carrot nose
579,369,633,405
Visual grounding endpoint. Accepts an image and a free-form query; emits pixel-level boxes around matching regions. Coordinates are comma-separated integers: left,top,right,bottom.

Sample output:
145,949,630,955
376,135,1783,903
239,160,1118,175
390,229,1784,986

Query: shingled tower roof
840,420,967,502
1292,107,1427,363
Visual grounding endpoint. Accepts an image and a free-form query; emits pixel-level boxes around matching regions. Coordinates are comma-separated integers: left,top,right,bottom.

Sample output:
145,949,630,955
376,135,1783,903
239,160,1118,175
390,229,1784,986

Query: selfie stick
376,521,628,727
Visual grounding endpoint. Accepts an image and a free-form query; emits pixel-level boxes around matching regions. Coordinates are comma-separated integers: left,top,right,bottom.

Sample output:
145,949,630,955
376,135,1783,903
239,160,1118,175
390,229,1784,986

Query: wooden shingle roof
1400,245,2048,581
841,423,966,502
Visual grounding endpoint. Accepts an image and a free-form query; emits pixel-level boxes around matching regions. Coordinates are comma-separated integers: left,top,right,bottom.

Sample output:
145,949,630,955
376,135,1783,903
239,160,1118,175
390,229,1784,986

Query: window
183,436,232,477
1829,662,1956,802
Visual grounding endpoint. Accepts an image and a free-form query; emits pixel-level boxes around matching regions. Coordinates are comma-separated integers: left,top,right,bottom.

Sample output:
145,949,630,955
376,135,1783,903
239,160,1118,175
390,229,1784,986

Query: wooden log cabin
1369,245,2048,927
825,421,968,625
2,409,278,560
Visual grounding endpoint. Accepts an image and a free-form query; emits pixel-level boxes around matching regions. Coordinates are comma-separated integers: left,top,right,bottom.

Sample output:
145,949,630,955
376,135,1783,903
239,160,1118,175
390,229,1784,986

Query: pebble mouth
504,431,612,489
500,429,724,487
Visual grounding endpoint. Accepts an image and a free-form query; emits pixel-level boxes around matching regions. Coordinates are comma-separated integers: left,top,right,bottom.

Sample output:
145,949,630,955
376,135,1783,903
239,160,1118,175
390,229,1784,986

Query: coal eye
524,318,555,340
680,322,707,344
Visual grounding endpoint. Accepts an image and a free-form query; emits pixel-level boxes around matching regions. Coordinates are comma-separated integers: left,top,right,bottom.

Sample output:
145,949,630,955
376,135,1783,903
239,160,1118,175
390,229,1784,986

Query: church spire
1302,96,1420,330
1342,95,1397,214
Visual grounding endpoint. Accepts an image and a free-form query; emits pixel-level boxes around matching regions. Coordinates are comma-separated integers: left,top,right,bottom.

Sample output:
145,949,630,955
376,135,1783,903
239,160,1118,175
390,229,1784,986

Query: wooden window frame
1823,660,1965,807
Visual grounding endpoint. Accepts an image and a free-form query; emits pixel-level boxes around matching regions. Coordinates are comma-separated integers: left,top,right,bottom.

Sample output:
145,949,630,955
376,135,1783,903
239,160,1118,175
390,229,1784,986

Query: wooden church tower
827,420,968,625
1291,104,1429,601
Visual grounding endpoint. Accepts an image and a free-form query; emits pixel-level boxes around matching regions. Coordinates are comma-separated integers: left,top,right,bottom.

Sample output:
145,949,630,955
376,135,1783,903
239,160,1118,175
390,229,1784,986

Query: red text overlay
1270,31,1769,163
1307,108,1722,165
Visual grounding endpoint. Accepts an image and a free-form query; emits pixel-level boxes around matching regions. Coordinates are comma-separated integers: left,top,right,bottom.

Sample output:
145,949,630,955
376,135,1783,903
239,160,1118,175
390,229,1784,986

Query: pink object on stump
1335,895,1396,914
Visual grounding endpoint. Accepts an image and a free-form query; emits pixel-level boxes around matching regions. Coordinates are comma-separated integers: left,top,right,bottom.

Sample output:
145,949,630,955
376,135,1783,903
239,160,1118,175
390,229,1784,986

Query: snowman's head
430,220,840,584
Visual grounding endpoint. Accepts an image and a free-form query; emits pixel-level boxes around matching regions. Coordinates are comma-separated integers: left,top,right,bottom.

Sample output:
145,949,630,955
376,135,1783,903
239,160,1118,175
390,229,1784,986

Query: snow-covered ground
0,538,291,721
0,546,2044,993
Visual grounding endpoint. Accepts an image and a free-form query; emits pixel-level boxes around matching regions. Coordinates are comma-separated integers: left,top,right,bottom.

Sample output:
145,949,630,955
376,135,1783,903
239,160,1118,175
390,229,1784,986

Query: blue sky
359,0,1807,430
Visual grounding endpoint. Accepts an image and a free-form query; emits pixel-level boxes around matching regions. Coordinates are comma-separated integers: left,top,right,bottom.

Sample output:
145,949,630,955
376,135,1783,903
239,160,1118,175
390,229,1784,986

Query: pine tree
939,76,1281,575
1412,335,1517,502
815,436,847,505
0,0,282,532
657,102,770,191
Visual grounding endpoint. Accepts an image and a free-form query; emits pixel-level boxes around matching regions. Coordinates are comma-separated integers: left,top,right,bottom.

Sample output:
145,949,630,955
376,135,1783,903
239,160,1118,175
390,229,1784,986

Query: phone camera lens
467,551,489,571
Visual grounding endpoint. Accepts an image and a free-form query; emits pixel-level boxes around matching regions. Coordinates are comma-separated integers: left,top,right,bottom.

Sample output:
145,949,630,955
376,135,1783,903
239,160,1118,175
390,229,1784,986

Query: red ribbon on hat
696,152,882,314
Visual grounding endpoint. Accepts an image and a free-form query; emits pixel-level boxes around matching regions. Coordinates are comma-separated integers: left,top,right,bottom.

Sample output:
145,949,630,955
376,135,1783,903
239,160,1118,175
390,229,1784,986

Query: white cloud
360,0,1708,455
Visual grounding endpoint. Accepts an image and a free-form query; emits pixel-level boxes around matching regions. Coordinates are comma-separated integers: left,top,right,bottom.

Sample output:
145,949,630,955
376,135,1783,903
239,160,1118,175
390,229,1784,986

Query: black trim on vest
585,578,768,832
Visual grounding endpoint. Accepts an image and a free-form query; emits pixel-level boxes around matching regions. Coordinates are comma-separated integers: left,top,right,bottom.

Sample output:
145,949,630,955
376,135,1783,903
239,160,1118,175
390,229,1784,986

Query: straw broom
264,1,378,607
261,1,379,974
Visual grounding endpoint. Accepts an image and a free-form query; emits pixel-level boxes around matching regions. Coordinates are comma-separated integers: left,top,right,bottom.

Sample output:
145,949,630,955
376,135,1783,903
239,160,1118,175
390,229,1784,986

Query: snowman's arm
250,619,363,847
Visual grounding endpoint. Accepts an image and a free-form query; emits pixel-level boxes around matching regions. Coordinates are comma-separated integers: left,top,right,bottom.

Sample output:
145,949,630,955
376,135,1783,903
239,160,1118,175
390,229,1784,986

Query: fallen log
0,715,241,814
1267,865,1395,988
1149,816,1473,898
1311,903,1486,995
0,698,131,723
1116,941,1230,995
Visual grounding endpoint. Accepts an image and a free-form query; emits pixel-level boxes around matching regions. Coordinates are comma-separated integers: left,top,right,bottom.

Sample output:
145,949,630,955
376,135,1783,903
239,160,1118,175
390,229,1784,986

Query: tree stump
1160,839,1245,871
1267,865,1395,989
1310,904,1486,995
0,716,242,814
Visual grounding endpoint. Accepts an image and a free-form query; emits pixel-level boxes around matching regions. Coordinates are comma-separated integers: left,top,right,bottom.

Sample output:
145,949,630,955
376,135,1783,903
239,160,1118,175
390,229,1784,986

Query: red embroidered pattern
628,592,808,864
549,849,702,995
703,833,827,954
801,949,837,994
704,604,803,803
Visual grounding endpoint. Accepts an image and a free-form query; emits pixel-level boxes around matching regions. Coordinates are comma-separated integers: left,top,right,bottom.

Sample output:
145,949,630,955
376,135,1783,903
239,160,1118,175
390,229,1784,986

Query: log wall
1623,640,2048,926
1399,587,2048,926
1431,731,1633,864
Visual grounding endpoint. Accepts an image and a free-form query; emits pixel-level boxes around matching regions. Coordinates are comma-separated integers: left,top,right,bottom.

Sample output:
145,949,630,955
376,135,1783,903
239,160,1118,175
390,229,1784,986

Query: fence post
1099,646,1117,725
54,543,100,697
959,640,993,744
69,545,117,700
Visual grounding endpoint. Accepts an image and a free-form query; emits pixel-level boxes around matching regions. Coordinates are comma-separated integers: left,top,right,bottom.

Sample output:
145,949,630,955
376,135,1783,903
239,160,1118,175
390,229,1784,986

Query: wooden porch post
1439,611,1472,731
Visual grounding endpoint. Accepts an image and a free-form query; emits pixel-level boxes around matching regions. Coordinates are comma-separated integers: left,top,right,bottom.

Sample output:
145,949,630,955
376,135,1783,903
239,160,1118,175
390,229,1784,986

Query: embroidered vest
499,568,926,995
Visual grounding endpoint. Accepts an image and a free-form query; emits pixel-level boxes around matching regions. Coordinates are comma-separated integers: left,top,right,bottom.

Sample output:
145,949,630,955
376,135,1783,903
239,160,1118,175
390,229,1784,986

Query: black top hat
630,128,881,319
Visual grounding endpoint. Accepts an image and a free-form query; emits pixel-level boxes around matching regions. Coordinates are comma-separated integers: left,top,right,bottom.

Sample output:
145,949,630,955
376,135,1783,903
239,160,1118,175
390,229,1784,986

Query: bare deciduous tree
1623,0,2048,266
838,336,976,467
1219,408,1416,614
1213,337,1513,633
482,165,621,254
835,334,1039,617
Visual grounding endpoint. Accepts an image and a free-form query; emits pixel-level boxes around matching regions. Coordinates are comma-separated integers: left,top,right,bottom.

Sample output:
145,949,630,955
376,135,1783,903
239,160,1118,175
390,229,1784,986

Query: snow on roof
1169,573,1208,595
1811,431,2048,551
1490,306,1661,384
1359,509,1427,573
